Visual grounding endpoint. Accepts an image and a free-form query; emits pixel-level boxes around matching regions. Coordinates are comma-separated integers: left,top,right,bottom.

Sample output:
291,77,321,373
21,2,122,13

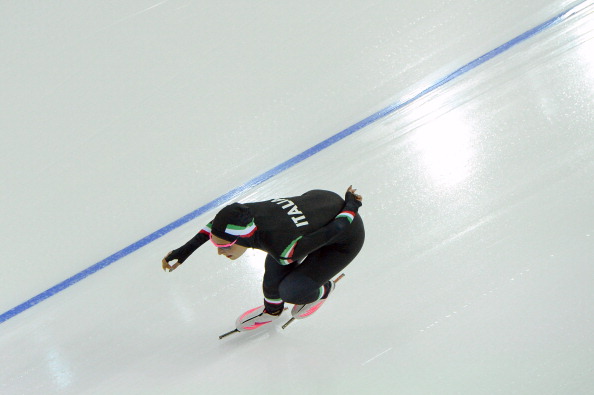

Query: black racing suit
168,190,365,310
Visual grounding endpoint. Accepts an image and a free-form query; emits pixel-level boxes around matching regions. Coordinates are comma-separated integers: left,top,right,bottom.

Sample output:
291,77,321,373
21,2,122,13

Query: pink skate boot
235,305,282,332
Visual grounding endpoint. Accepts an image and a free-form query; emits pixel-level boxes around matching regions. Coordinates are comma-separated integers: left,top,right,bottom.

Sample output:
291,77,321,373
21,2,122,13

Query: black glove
164,248,189,264
344,190,363,212
165,235,204,264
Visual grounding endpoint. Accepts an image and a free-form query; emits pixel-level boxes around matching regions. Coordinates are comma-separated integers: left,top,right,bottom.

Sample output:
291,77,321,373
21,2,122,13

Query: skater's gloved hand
162,233,205,272
162,247,190,272
344,185,363,211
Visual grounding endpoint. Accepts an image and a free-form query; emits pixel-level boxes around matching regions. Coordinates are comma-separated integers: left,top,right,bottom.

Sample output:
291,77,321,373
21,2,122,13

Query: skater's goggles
209,233,238,249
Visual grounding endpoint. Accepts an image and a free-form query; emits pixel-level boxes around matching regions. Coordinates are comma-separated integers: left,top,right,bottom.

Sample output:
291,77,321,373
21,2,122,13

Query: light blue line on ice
0,2,584,325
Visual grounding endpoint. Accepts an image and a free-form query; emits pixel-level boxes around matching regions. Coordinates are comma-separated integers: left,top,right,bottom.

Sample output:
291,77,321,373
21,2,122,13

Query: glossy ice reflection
574,13,594,82
46,348,73,390
413,112,477,189
400,85,480,193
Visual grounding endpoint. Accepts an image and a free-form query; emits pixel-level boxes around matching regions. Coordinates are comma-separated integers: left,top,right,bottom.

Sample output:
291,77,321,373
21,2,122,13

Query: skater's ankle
266,308,282,316
264,298,285,315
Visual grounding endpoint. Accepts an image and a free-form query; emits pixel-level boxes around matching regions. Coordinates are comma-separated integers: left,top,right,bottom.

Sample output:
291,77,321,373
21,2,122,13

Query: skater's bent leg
278,272,323,305
279,249,350,305
281,216,365,305
262,254,296,313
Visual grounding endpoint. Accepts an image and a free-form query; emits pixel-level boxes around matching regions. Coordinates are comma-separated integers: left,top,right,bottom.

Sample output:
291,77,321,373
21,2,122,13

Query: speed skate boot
290,280,336,320
235,305,282,332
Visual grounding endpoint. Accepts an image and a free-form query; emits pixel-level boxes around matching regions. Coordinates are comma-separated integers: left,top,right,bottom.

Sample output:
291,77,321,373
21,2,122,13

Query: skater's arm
280,187,362,263
162,222,213,271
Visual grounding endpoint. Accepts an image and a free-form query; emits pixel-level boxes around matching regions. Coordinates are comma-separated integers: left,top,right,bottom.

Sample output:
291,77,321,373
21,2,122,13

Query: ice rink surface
1,0,594,394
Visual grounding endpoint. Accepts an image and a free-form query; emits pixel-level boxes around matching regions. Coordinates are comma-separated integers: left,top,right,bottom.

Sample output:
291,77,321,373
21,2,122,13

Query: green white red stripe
279,236,302,265
264,297,283,305
199,222,213,235
225,219,257,238
336,210,355,223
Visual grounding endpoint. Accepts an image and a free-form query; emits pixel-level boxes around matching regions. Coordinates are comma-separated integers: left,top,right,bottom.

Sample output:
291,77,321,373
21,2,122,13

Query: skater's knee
278,273,318,305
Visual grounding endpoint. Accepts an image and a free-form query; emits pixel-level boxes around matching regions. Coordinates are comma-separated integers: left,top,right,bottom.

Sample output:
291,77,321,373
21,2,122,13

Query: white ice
1,1,594,394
